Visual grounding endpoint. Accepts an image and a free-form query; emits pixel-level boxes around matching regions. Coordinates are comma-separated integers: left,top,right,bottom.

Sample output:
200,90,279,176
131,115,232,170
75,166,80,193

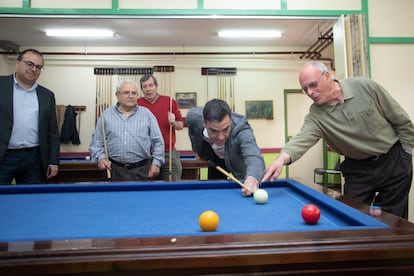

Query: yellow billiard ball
198,210,220,231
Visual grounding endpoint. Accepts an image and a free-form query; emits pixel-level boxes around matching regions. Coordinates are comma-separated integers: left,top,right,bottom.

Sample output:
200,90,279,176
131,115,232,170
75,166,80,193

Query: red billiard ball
301,204,321,224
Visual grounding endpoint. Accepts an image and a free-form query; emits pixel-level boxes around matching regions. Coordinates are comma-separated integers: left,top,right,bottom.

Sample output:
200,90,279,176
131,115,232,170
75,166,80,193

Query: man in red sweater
138,74,184,181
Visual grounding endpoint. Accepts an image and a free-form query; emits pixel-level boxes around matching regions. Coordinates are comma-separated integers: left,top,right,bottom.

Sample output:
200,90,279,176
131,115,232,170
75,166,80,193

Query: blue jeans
0,147,44,184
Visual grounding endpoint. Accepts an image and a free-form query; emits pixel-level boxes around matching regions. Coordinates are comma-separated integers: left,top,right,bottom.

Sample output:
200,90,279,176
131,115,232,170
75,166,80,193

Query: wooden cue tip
215,165,253,193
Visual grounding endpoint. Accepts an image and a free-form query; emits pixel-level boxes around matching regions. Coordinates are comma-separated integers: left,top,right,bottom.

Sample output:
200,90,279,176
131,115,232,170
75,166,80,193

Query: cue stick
96,75,100,123
99,92,111,179
224,74,226,101
219,75,223,99
230,75,235,111
77,107,81,138
215,165,253,193
217,75,220,99
221,75,224,99
168,74,173,182
206,73,209,100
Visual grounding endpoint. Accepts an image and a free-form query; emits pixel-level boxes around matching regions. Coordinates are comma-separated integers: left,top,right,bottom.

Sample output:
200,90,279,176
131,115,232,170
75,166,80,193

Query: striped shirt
89,104,164,166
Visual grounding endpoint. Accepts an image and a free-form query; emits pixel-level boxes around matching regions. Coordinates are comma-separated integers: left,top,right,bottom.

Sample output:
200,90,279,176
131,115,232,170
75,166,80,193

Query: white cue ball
253,189,268,204
85,156,91,160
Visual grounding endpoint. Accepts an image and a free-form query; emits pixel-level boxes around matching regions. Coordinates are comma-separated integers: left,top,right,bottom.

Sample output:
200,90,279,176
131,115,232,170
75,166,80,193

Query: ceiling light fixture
218,30,282,38
45,29,115,37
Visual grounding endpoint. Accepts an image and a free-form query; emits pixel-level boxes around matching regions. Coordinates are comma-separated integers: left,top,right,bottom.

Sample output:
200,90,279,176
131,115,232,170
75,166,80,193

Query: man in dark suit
0,48,60,184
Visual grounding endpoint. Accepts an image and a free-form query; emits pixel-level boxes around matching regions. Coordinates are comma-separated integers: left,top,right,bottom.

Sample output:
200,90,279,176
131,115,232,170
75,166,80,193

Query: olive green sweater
283,77,414,161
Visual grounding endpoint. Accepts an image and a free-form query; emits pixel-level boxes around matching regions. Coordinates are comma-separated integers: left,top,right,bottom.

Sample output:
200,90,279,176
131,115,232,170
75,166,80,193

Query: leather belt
365,141,401,161
347,153,384,162
348,142,400,162
7,146,39,152
365,155,382,161
109,158,149,169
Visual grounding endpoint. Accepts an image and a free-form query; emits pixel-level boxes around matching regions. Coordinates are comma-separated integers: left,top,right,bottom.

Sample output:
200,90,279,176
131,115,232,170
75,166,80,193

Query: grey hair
116,79,138,92
303,61,333,80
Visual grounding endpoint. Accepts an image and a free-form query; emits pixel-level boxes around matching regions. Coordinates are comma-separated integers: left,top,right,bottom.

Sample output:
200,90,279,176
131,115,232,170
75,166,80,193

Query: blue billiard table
1,179,414,275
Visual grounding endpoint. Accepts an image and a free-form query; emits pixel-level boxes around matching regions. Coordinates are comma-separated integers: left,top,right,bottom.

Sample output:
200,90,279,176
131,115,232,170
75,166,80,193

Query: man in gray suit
187,99,264,196
0,48,60,184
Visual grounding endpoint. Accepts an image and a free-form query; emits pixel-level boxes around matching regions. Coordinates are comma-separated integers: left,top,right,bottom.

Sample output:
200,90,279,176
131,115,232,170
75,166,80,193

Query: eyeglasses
118,91,138,97
19,59,44,71
302,71,325,94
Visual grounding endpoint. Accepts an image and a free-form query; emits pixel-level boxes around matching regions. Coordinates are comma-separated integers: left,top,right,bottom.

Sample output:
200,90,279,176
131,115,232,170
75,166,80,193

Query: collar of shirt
202,128,211,143
202,128,225,158
114,103,139,116
9,75,39,148
143,93,159,104
337,79,355,101
319,80,355,113
13,73,38,91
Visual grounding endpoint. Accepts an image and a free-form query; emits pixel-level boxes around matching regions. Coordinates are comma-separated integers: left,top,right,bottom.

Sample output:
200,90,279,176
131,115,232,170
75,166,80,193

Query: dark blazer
0,74,60,177
187,106,265,182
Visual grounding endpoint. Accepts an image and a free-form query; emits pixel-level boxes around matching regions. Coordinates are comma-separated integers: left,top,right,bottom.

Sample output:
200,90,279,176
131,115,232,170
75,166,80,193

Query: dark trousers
0,147,44,184
111,160,152,181
341,142,412,219
156,149,182,181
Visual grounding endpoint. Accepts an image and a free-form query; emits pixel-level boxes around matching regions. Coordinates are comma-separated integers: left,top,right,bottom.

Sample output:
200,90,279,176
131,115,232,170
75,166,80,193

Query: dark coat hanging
60,105,81,145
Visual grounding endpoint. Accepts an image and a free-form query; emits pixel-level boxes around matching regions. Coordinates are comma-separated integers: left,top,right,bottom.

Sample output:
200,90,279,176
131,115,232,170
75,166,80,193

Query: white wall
1,52,305,153
0,56,13,74
370,45,414,222
368,0,414,222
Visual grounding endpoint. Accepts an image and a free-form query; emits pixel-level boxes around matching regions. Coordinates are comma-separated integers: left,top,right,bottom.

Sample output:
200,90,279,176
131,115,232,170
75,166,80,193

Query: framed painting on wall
176,92,197,109
245,100,274,119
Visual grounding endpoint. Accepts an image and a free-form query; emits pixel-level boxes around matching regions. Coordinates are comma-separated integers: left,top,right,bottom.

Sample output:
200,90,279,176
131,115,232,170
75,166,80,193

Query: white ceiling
0,16,337,51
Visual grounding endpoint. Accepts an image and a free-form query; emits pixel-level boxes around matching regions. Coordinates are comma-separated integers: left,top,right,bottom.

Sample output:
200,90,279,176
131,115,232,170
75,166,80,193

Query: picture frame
245,100,274,119
176,92,197,109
